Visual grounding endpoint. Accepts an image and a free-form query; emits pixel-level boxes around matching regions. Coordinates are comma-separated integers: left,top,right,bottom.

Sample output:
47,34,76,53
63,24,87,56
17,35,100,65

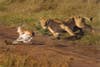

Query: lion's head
73,16,94,33
40,17,48,29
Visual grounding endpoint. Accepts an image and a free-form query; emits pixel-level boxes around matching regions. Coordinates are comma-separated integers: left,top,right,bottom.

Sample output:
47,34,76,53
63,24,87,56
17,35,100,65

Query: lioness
40,17,76,39
40,16,94,40
64,16,94,34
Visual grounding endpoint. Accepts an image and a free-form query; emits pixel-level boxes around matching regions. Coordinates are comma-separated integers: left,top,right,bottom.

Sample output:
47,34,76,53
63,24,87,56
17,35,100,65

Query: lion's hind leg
60,24,82,40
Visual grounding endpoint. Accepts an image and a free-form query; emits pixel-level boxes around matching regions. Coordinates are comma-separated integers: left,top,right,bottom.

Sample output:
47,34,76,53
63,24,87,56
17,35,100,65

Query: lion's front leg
48,27,60,39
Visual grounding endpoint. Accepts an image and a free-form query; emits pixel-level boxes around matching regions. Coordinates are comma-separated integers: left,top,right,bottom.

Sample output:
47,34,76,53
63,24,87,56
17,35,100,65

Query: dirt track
0,25,100,67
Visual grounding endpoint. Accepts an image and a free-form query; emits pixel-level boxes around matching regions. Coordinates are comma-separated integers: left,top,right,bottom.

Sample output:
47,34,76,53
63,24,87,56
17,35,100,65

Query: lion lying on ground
40,16,94,40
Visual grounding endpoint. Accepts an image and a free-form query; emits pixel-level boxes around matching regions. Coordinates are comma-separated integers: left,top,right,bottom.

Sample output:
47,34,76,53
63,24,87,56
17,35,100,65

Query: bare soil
0,25,100,67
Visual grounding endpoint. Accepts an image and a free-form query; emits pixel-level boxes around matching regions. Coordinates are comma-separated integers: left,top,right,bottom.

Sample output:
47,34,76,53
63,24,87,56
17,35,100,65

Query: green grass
0,1,99,67
0,0,99,45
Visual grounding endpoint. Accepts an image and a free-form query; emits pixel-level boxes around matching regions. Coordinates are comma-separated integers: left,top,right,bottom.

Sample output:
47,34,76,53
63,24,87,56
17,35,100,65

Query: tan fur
64,16,94,33
40,17,75,38
40,17,48,29
40,16,94,39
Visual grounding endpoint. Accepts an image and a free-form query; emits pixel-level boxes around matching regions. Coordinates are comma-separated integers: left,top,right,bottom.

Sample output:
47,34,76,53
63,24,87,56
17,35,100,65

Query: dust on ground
0,25,100,67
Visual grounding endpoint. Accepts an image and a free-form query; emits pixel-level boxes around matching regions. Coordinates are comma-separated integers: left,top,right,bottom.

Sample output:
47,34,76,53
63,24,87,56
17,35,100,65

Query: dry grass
0,0,100,67
0,0,99,46
0,0,99,44
0,46,71,67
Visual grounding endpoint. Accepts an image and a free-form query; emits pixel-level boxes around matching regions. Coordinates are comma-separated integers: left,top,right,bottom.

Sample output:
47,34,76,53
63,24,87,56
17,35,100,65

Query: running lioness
64,16,94,34
40,16,94,39
40,17,76,39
